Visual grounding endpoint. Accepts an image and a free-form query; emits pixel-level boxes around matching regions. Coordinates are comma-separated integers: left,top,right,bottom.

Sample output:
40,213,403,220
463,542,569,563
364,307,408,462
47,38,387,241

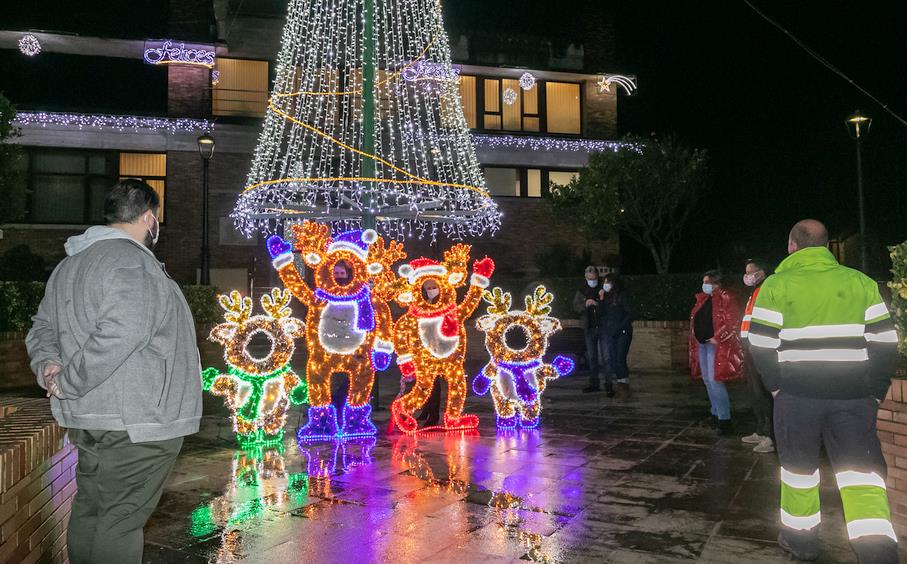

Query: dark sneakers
717,419,734,435
582,385,601,393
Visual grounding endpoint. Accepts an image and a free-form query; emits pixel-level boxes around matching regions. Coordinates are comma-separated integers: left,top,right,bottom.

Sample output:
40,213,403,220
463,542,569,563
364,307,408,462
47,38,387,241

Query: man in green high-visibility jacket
748,219,899,563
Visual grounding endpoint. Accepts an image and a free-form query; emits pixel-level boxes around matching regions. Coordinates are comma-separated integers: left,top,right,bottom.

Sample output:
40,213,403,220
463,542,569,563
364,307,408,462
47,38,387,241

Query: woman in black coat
597,274,635,398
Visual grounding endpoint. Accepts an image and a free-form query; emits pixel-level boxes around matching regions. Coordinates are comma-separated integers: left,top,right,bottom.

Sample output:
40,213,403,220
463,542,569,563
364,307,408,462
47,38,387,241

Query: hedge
0,282,223,331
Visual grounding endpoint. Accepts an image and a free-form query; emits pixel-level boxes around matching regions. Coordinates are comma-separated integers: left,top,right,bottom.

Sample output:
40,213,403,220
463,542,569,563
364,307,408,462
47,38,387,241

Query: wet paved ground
142,370,907,563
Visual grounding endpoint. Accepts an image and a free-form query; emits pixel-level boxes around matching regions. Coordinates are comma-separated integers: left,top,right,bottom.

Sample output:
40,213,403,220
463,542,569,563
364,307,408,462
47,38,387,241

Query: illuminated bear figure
390,244,495,433
202,289,308,447
266,221,405,441
472,285,575,429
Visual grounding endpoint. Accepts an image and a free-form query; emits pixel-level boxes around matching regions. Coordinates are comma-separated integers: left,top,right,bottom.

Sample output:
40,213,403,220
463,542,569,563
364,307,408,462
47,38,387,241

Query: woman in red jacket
689,270,744,434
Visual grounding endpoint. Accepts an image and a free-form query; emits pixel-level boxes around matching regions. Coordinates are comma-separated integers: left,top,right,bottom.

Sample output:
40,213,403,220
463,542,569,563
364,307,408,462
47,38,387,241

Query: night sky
4,1,906,276
449,0,907,275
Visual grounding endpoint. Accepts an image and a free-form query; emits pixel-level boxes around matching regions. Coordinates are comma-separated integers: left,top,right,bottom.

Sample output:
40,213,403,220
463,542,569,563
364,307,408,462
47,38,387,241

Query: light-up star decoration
473,285,574,429
202,289,308,447
18,34,41,56
597,74,637,96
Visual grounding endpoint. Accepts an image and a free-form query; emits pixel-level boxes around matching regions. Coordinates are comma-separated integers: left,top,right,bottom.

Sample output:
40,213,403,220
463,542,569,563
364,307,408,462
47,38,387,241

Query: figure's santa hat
327,229,378,261
398,258,448,284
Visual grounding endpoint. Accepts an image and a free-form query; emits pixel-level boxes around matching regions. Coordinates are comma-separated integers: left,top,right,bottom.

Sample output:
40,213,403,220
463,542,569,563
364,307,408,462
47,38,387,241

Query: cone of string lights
232,0,501,240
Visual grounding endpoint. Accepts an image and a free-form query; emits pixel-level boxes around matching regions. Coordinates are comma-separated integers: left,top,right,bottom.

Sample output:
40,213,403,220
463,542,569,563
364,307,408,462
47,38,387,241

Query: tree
0,92,24,225
547,134,708,274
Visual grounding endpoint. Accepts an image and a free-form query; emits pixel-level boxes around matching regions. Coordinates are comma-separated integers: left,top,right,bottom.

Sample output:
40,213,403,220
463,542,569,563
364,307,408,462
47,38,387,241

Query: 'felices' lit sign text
144,40,215,68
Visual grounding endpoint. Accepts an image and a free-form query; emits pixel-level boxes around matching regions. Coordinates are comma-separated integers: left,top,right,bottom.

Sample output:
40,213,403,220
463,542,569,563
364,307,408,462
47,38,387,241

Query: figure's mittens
473,256,495,278
201,367,220,391
289,383,309,405
267,235,292,259
552,355,575,377
398,356,416,380
372,351,393,372
472,373,491,396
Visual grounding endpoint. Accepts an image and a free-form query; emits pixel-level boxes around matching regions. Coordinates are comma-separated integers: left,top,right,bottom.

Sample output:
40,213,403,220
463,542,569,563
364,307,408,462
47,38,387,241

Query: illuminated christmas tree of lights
232,0,501,240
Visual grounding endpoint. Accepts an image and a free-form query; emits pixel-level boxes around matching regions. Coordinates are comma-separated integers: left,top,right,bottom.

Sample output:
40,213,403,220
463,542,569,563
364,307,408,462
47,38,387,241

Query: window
548,170,579,190
213,58,269,117
480,78,540,133
545,82,581,134
527,169,542,198
459,75,477,129
483,167,520,197
119,153,167,221
22,148,167,225
26,150,117,224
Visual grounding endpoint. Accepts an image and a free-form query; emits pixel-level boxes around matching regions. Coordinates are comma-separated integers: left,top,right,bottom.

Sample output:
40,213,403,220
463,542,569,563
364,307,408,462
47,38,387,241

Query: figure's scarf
314,285,375,332
497,360,542,403
409,303,459,338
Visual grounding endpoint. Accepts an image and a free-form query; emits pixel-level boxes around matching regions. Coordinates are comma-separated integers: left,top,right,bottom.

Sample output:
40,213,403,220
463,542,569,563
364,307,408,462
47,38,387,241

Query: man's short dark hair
745,258,767,273
103,179,160,224
703,269,722,284
790,219,829,249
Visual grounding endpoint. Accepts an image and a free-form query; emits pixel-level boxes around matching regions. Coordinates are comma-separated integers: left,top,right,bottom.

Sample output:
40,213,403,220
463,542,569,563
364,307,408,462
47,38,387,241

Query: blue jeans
698,341,731,420
585,327,605,387
601,329,632,384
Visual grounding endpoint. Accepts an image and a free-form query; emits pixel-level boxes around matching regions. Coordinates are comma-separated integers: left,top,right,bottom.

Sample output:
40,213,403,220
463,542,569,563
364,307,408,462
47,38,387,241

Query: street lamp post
845,111,871,273
197,133,216,285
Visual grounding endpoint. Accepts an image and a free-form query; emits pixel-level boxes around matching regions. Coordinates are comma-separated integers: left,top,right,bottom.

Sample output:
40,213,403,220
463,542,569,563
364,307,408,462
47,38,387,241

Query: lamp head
197,133,216,160
845,110,871,139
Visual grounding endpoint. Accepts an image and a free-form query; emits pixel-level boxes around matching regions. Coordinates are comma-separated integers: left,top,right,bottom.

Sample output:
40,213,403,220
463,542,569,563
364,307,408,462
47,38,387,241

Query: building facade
0,1,629,289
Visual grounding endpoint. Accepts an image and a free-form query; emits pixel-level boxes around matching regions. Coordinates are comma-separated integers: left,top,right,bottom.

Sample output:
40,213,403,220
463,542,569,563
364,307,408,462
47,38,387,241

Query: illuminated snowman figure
473,285,574,429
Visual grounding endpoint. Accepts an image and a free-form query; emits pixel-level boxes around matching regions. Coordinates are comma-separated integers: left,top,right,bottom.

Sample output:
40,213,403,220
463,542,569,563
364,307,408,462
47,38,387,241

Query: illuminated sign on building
143,40,215,68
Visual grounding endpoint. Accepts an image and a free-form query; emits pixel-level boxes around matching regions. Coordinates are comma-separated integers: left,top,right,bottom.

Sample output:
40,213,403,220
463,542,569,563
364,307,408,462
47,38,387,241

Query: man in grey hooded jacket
26,179,202,564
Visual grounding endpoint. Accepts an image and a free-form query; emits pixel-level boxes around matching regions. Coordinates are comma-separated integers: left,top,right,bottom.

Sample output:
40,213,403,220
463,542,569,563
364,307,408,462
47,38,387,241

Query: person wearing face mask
597,274,635,398
26,179,202,564
738,259,774,453
689,269,744,434
416,279,444,426
574,266,605,393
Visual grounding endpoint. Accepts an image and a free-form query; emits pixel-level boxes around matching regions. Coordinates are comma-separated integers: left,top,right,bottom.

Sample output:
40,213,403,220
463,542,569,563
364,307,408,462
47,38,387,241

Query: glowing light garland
597,74,637,95
473,285,574,429
232,0,501,241
267,221,406,441
18,34,41,56
202,289,308,447
13,111,213,134
390,243,494,434
471,134,630,153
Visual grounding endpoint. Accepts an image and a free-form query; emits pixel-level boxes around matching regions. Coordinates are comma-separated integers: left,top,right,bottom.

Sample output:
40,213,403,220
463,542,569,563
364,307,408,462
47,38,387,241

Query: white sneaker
741,433,762,444
753,437,775,453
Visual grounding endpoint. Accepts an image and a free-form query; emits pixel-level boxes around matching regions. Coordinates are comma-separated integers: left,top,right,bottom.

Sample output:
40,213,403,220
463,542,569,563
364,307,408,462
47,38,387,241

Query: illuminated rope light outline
597,74,637,95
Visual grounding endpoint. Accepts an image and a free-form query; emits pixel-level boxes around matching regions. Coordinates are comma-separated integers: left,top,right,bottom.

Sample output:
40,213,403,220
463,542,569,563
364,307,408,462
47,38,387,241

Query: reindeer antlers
443,243,471,270
369,237,407,269
261,288,293,319
524,285,554,317
291,220,331,254
483,287,512,315
218,290,253,324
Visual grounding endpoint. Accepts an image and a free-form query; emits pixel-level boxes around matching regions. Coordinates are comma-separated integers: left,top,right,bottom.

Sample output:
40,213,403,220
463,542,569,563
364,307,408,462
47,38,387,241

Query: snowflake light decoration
519,72,536,91
18,34,41,56
502,88,518,106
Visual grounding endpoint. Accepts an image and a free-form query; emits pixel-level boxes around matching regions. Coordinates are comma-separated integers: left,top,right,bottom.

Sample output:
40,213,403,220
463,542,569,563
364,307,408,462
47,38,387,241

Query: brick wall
0,398,77,563
877,378,907,536
583,80,618,139
168,66,212,119
0,332,36,390
628,320,689,372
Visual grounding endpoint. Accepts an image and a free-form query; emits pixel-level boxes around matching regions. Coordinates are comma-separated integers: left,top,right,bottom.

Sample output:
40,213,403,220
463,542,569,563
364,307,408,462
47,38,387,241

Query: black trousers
775,393,897,563
744,355,773,438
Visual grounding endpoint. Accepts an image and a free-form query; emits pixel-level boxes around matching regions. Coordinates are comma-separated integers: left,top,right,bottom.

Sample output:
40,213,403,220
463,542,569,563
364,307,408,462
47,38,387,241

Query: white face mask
146,213,160,249
586,279,598,288
602,283,613,292
426,288,440,300
743,272,764,287
702,283,714,295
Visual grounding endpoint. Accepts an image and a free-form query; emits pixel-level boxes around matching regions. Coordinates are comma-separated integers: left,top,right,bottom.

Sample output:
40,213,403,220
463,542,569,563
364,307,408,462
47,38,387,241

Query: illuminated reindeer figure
472,285,575,429
266,221,406,440
390,244,495,433
202,289,308,446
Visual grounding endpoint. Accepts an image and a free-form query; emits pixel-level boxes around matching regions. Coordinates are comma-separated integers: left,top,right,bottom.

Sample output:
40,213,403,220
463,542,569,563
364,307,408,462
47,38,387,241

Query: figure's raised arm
267,235,315,306
459,256,495,320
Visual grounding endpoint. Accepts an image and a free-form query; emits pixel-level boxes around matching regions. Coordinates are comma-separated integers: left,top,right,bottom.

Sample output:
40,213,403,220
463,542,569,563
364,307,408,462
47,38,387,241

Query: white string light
13,111,212,134
519,72,535,91
597,74,637,95
232,0,501,242
502,88,518,106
